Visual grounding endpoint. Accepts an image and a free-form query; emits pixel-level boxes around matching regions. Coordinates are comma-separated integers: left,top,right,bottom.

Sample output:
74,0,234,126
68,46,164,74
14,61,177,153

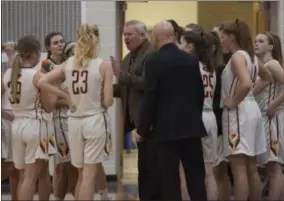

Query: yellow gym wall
123,1,198,57
123,1,268,57
197,1,257,38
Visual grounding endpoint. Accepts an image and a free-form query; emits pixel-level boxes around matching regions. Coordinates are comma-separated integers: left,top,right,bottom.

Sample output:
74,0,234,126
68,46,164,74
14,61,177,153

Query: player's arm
37,63,70,105
1,75,14,121
266,60,284,83
267,92,284,119
253,79,269,95
55,86,69,109
230,52,252,105
269,92,284,110
101,61,114,108
33,72,57,113
257,58,273,82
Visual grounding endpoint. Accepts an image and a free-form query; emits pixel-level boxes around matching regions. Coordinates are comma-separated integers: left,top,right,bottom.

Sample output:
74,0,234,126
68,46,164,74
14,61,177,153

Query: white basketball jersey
221,50,258,108
65,56,105,117
199,62,216,110
3,68,48,120
255,60,283,112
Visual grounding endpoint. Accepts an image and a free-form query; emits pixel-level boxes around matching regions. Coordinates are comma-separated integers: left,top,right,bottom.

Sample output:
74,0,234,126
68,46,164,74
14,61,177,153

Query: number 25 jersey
199,62,216,110
3,68,48,120
65,56,105,117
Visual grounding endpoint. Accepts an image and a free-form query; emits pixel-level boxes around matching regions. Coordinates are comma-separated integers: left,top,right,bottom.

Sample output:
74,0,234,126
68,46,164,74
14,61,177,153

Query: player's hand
267,105,277,119
110,56,121,77
3,42,17,58
65,94,76,112
223,97,238,109
2,111,14,121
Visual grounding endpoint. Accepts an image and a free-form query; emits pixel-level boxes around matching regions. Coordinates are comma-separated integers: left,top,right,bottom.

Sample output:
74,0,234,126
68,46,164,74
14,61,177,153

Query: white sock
99,189,110,200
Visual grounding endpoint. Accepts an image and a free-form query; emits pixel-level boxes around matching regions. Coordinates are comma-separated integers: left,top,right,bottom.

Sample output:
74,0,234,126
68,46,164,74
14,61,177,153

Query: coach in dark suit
137,21,207,201
112,20,162,200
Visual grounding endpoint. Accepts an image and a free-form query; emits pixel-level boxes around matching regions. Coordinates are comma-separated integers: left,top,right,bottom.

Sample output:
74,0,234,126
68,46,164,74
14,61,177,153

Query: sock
99,189,110,200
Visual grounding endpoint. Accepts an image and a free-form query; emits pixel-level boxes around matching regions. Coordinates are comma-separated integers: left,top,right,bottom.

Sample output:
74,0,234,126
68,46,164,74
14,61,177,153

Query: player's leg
261,115,284,200
179,162,190,200
95,163,111,200
53,117,69,200
37,160,51,200
68,117,84,200
65,162,78,197
214,161,231,200
78,115,111,200
201,111,218,200
53,162,68,200
229,154,249,200
9,164,20,200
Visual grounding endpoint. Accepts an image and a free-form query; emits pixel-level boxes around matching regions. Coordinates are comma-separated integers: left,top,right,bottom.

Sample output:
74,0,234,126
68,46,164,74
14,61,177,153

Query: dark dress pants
137,136,162,201
157,138,207,201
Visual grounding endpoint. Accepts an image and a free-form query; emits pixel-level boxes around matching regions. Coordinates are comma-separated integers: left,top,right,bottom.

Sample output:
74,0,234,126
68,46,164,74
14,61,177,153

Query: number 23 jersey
65,56,105,117
199,62,216,110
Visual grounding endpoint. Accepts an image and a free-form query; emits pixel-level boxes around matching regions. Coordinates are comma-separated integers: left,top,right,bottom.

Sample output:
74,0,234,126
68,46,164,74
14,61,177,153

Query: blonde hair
11,36,40,103
74,24,100,68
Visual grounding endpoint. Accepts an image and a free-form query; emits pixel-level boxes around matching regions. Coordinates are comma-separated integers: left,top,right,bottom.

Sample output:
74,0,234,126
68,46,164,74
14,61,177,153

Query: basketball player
254,32,284,200
1,41,20,200
37,23,113,200
2,35,57,200
38,32,66,201
220,19,266,201
178,31,218,200
211,25,233,200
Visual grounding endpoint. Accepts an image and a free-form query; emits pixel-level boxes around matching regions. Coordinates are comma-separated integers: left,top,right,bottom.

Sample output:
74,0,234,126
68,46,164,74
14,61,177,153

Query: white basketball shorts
257,111,284,165
222,100,267,158
1,119,13,162
12,117,49,170
202,110,218,164
68,112,112,168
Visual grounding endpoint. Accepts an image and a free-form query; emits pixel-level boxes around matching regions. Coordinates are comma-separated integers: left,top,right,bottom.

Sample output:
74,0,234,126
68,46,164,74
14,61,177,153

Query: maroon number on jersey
202,74,213,98
72,70,88,95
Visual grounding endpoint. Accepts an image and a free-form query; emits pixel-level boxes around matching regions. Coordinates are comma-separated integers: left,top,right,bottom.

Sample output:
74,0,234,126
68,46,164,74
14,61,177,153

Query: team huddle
2,24,113,200
1,19,284,201
176,20,284,200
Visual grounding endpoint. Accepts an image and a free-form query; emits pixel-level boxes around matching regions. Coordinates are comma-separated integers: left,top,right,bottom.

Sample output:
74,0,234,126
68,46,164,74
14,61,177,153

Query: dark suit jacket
114,40,153,132
137,43,207,143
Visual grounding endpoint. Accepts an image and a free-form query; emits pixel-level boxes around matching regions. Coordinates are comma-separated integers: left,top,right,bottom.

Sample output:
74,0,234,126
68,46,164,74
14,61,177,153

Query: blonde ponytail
10,53,22,103
74,24,100,68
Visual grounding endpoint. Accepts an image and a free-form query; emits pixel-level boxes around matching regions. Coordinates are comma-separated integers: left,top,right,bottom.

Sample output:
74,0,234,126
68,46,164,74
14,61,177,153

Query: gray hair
125,20,148,37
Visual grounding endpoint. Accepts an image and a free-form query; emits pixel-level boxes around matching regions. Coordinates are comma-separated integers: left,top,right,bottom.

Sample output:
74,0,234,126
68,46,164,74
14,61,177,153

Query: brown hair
264,32,284,67
44,32,64,59
221,19,254,62
208,31,224,68
11,35,40,103
182,31,214,73
185,23,204,34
